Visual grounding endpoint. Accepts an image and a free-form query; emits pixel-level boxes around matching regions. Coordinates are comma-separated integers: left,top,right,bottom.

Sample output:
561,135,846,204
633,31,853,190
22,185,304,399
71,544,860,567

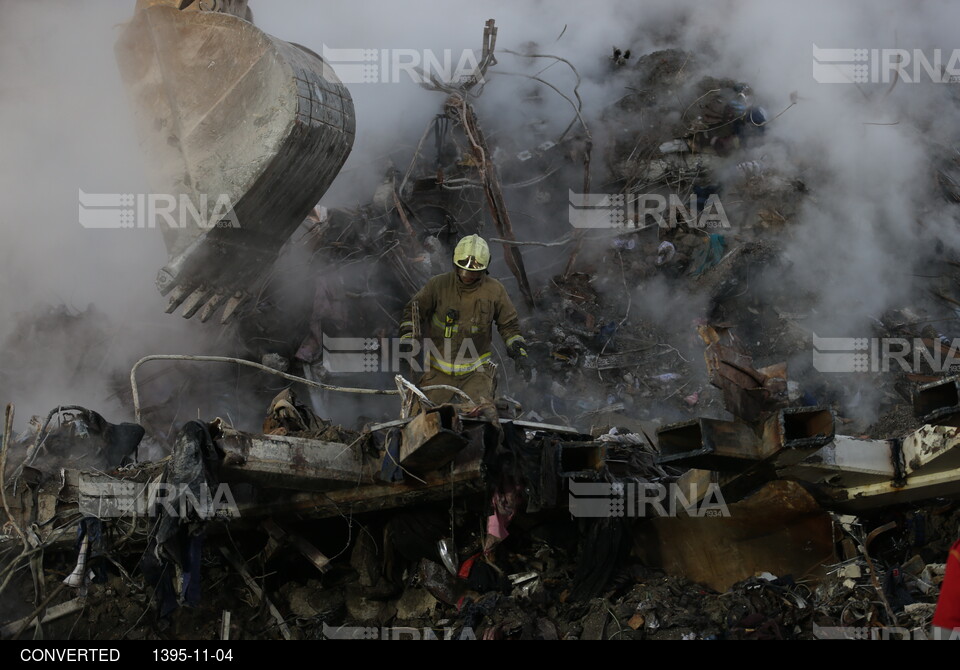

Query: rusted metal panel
901,423,960,475
825,467,960,513
698,326,788,421
400,405,468,475
913,376,960,424
219,429,368,492
236,445,486,521
657,417,763,471
756,362,788,402
673,468,717,506
632,480,834,592
782,435,895,486
760,406,835,467
661,406,835,490
786,424,960,511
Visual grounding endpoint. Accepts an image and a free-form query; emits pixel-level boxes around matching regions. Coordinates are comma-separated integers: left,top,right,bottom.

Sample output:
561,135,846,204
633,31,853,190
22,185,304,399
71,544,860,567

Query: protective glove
509,340,533,382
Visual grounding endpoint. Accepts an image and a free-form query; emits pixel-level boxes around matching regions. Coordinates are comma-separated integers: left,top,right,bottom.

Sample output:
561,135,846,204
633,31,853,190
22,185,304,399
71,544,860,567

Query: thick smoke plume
3,0,960,434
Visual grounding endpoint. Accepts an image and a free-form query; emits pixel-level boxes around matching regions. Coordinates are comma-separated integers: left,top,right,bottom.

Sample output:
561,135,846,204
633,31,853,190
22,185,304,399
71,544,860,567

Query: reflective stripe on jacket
401,272,524,376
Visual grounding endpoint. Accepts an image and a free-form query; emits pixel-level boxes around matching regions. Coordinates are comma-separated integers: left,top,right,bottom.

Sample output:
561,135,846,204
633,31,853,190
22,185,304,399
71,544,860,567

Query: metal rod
130,354,470,424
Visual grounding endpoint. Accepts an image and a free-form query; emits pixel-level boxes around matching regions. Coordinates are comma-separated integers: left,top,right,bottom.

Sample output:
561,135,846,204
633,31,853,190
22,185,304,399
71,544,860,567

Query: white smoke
3,0,960,429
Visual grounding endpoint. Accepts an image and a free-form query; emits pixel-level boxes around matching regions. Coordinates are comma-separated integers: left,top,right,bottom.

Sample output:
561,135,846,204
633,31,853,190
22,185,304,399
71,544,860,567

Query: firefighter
399,235,531,405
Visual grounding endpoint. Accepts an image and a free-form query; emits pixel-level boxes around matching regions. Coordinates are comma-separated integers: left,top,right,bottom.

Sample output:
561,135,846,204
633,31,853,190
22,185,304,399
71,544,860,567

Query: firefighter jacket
400,271,525,375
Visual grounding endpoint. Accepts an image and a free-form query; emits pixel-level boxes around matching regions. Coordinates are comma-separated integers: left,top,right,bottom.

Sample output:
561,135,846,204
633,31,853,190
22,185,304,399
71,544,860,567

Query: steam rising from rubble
0,1,231,426
279,0,960,311
4,0,960,432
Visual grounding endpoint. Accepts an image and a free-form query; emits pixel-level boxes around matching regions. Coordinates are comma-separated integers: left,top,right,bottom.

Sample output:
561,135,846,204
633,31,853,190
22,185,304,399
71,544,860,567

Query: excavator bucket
115,0,355,322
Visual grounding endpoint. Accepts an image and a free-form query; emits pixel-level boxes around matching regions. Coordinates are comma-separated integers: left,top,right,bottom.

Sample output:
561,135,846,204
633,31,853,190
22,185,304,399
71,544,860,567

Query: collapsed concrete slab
219,428,370,492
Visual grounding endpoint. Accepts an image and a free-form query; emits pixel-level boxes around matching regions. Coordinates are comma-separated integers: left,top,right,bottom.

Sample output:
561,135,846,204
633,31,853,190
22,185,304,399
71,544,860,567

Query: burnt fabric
101,419,146,467
262,388,328,436
153,421,222,558
486,483,523,544
40,407,144,469
141,546,179,619
181,534,203,608
143,421,221,618
75,518,108,583
142,533,205,618
500,423,551,512
934,539,960,630
75,408,145,467
570,516,625,602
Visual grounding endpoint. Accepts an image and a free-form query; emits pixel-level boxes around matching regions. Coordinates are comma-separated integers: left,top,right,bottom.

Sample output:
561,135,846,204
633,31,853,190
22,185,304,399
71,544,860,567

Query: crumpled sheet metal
698,325,787,421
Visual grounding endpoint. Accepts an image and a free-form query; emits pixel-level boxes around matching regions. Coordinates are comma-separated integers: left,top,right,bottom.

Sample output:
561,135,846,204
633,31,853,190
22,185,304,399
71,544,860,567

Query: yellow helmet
453,234,490,271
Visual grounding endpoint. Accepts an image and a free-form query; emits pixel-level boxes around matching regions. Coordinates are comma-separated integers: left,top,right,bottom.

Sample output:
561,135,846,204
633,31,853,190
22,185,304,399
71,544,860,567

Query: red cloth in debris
458,552,480,580
934,539,960,630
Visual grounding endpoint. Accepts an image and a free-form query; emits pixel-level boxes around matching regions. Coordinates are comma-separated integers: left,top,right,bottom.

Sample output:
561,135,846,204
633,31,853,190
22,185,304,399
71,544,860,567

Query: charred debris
4,37,960,641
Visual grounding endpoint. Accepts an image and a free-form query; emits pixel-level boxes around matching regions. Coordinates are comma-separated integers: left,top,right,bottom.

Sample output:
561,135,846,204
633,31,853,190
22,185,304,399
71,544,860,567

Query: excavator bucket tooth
220,292,247,324
198,292,227,323
165,284,190,314
180,286,212,319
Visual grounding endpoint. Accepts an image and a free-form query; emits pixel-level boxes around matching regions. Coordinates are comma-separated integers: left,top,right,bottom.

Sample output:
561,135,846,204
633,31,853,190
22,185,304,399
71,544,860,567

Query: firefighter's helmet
453,235,490,271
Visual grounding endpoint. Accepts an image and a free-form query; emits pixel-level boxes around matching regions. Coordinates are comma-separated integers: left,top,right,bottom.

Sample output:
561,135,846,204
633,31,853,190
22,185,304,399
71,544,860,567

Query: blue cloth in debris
142,532,205,618
693,234,726,276
141,421,220,619
142,551,179,618
76,517,108,583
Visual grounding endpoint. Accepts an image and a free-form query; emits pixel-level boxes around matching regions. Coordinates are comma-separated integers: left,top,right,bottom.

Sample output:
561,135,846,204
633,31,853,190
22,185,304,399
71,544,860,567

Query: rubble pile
4,36,960,641
4,508,955,640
